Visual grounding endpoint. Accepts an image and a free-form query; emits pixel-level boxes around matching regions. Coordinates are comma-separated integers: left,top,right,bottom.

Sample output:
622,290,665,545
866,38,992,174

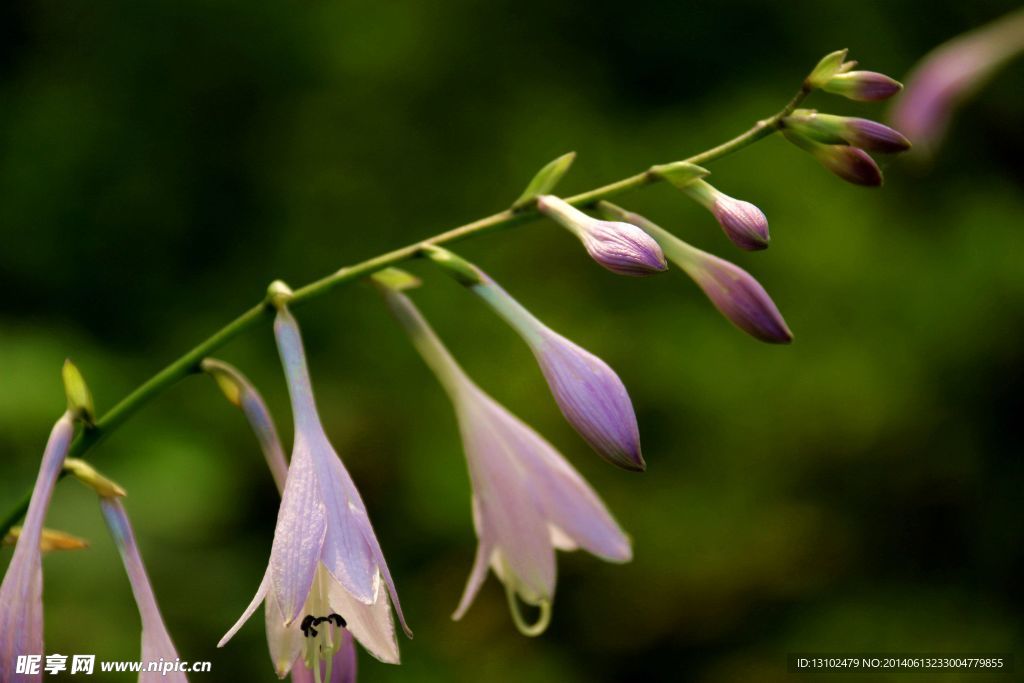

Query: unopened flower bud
784,110,911,153
536,195,667,276
599,202,792,344
822,71,903,101
4,526,89,553
62,359,95,426
681,180,770,251
783,130,883,187
64,457,127,498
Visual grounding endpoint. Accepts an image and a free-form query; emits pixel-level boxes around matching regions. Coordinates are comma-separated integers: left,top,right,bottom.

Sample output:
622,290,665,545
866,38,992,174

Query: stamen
503,582,552,637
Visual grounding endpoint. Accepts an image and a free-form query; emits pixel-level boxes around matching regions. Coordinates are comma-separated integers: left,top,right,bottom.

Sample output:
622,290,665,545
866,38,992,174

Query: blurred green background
2,1,1023,681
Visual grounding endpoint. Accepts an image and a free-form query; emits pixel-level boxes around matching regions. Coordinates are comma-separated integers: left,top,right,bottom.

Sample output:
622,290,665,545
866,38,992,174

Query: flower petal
270,446,328,625
218,568,270,648
452,498,495,620
458,392,557,604
313,440,379,606
265,583,303,678
326,567,399,664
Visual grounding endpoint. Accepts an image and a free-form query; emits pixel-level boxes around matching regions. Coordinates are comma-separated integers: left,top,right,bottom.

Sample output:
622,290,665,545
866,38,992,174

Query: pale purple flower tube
380,286,631,635
468,273,645,471
100,498,188,683
682,180,770,251
219,306,410,678
890,8,1024,155
600,203,792,344
536,195,668,276
0,411,74,683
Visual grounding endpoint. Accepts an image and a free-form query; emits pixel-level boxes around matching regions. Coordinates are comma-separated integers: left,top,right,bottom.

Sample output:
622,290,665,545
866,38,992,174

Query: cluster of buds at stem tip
423,247,645,471
535,195,668,276
677,179,770,251
805,49,903,101
599,202,792,344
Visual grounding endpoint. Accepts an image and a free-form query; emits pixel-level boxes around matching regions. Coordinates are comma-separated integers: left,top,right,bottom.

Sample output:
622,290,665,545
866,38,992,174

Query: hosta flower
380,285,631,634
0,411,73,683
100,498,188,683
891,9,1024,155
681,180,770,251
600,202,792,343
536,194,667,276
219,306,409,678
782,131,883,187
424,246,644,471
783,110,911,154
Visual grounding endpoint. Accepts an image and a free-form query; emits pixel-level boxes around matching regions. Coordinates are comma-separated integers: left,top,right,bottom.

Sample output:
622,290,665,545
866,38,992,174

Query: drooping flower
783,110,911,154
99,497,188,683
680,180,770,251
890,8,1024,155
782,130,883,187
600,202,792,343
378,283,631,635
0,411,74,683
424,246,644,471
536,194,668,276
204,358,358,682
219,304,409,679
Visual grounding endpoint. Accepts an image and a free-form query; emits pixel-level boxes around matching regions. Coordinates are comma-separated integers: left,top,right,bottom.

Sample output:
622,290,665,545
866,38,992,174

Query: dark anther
301,613,346,638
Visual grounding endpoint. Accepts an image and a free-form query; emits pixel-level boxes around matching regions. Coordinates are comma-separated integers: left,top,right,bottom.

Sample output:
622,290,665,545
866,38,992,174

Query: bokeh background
2,1,1023,681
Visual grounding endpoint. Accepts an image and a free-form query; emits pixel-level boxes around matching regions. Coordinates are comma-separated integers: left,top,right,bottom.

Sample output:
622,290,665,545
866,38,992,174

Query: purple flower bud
823,71,903,101
685,250,794,344
682,180,770,251
784,110,911,154
783,130,883,187
599,203,792,344
890,10,1024,155
536,195,667,276
471,274,644,471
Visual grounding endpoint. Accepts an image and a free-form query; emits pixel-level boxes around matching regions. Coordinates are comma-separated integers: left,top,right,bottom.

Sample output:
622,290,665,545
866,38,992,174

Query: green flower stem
0,83,810,537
